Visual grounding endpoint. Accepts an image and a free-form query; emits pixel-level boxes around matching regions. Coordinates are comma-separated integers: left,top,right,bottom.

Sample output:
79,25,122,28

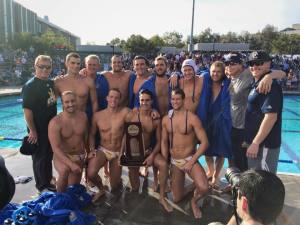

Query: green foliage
8,29,74,55
107,38,126,48
162,31,184,48
149,35,165,48
272,33,300,54
123,34,159,55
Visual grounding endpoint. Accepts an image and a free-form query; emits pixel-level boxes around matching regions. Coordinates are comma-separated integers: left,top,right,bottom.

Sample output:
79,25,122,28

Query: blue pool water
0,95,300,174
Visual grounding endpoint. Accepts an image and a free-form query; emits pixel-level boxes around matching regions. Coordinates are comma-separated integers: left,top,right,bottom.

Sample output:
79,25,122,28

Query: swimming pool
0,95,300,174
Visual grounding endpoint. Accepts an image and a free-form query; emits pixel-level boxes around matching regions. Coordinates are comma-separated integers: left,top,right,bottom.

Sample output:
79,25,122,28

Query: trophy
120,122,146,166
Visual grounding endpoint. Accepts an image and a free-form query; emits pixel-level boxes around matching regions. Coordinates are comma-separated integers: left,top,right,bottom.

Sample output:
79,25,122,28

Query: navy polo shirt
245,73,283,148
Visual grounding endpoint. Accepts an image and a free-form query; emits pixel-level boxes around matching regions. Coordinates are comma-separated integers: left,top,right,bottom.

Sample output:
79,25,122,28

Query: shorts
247,146,280,174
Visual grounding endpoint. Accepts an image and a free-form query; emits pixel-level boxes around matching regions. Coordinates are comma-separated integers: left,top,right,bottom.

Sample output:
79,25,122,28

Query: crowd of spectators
0,47,299,91
0,47,66,85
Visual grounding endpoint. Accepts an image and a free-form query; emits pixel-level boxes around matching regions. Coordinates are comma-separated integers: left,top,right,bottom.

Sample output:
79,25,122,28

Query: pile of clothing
0,184,96,225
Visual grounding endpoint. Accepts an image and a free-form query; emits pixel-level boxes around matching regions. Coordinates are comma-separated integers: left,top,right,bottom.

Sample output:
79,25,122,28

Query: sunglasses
248,61,265,67
36,64,51,70
225,62,239,66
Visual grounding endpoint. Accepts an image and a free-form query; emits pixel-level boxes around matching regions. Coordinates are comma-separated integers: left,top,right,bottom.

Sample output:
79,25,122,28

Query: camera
225,167,241,188
225,167,242,224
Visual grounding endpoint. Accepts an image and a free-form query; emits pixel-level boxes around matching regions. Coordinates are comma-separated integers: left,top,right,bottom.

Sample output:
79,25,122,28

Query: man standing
22,55,57,193
225,52,285,172
126,89,173,212
101,55,133,107
128,55,151,108
48,91,88,192
245,51,283,173
55,52,98,113
178,59,203,113
161,89,209,218
83,54,103,120
198,61,232,188
87,89,129,202
135,56,172,116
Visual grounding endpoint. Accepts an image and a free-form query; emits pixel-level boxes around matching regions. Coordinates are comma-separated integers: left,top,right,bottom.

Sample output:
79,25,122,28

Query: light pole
189,0,195,53
111,45,115,56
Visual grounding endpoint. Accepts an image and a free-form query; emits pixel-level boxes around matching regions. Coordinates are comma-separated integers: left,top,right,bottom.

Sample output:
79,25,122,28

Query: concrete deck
1,149,298,225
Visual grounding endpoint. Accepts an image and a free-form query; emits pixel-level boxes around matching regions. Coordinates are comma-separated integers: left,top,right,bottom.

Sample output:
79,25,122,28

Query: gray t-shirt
230,68,253,129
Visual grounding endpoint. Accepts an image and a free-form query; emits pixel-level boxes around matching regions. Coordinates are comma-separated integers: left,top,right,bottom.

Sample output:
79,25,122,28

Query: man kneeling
125,89,173,212
49,91,88,192
161,88,209,218
87,89,129,202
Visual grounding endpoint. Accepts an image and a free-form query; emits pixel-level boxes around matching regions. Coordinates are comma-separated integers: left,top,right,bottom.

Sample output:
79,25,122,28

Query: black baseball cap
20,136,37,155
224,52,243,63
248,51,272,62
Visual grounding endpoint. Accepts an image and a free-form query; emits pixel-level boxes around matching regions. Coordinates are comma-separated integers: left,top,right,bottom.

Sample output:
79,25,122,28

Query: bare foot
191,199,202,219
92,189,105,203
159,198,173,213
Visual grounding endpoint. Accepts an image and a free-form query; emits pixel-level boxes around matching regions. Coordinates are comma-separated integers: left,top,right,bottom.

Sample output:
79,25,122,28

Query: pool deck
1,149,299,225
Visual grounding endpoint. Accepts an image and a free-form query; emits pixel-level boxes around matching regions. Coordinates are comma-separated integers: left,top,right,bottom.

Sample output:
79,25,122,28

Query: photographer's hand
246,143,259,158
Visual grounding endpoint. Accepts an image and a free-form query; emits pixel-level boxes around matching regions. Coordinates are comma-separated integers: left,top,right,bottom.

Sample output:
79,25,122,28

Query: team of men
22,51,284,220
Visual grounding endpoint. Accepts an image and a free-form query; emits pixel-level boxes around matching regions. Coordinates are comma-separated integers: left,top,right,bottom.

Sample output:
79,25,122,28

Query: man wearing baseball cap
225,52,285,172
244,51,283,173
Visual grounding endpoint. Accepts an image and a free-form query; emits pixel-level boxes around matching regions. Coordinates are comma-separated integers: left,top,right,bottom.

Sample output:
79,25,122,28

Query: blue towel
197,72,232,158
134,74,173,112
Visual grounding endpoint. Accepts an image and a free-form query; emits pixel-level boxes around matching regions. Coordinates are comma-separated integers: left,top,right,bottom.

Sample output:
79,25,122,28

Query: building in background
281,23,300,35
0,0,80,46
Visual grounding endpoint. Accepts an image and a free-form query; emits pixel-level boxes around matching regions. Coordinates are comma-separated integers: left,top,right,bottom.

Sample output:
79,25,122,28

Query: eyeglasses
248,61,265,67
225,62,239,66
36,64,51,70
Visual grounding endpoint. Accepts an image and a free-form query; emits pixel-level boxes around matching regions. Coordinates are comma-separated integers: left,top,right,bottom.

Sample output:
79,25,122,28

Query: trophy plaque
120,122,146,166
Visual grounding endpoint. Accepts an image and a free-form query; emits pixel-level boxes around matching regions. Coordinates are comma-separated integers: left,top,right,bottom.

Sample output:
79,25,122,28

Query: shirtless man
101,55,133,107
129,55,151,108
125,89,173,212
178,59,203,113
55,52,98,112
87,89,130,202
161,88,209,219
48,91,88,192
136,56,171,116
135,55,172,189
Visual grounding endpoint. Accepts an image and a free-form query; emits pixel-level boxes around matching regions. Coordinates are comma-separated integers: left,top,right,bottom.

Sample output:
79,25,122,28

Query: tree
38,29,73,54
162,31,184,48
272,34,300,54
260,24,279,53
9,32,35,51
107,37,126,48
149,35,165,48
194,28,215,43
123,34,158,55
220,31,239,43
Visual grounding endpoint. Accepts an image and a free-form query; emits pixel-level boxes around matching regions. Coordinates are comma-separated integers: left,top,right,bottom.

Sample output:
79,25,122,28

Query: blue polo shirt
245,73,283,148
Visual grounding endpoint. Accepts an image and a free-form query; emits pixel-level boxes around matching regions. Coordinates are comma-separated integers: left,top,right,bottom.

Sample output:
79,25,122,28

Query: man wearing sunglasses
225,52,285,172
22,55,57,193
244,51,283,174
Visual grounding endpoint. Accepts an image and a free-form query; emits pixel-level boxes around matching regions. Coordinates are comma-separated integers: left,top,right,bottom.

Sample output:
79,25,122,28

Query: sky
15,0,300,45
